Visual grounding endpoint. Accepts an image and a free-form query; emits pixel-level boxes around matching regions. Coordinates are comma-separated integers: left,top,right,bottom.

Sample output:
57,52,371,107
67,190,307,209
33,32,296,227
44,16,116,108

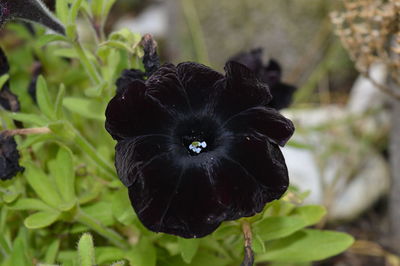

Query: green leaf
256,229,354,263
100,40,133,53
2,186,20,203
126,238,156,266
212,223,240,240
0,74,10,89
56,0,69,24
292,205,327,227
111,188,135,225
20,134,56,149
36,34,68,47
44,239,60,264
9,112,48,126
82,201,114,226
54,84,66,119
78,233,96,266
24,162,63,208
24,211,60,229
50,146,76,204
36,76,56,120
95,247,125,265
69,0,83,23
178,238,200,264
252,234,266,254
8,198,54,211
253,216,306,241
9,230,30,266
63,97,105,120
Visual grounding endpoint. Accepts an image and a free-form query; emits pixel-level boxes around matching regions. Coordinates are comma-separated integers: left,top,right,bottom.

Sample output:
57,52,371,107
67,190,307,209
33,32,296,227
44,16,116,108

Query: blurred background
7,0,400,264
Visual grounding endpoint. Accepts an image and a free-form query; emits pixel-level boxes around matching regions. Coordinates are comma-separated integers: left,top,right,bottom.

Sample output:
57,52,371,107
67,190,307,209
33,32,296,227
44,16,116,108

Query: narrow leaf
36,75,55,120
24,211,60,229
24,162,63,208
253,216,306,241
256,229,354,263
78,233,95,266
178,238,200,264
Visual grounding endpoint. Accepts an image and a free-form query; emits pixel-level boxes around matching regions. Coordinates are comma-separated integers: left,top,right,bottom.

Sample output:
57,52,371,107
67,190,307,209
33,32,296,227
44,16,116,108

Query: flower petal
114,135,171,187
105,80,173,140
115,69,145,94
0,135,24,180
211,157,271,220
229,48,264,74
227,134,289,198
146,64,190,113
176,62,224,110
128,155,226,238
224,106,294,146
215,61,272,119
268,83,297,110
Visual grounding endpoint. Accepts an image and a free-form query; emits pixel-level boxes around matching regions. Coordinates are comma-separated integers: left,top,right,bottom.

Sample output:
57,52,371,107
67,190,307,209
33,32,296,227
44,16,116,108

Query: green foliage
0,1,354,265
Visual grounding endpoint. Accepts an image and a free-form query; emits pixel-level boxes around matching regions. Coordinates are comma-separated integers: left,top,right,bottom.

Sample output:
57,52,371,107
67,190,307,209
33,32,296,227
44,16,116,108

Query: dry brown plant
331,0,400,99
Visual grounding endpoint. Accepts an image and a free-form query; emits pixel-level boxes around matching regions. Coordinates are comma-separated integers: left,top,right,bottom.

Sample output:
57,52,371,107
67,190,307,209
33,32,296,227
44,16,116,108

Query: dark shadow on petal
229,48,264,74
176,62,224,111
128,153,184,235
0,135,24,180
146,64,190,113
211,157,270,221
115,69,146,95
215,61,272,119
105,80,173,140
227,134,289,199
224,106,294,146
268,83,297,110
115,135,171,187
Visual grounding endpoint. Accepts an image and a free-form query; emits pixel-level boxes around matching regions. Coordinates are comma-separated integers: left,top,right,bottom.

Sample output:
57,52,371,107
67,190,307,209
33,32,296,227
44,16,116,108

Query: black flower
0,134,24,180
230,48,297,110
105,61,295,238
0,0,64,35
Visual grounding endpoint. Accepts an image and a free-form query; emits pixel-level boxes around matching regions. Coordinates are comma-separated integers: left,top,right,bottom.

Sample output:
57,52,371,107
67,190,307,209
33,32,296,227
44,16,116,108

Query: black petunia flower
0,134,24,180
230,48,297,110
105,61,295,238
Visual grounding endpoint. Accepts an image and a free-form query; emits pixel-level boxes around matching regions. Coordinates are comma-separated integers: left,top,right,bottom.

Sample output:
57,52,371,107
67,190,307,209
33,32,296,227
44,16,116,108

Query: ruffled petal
229,48,264,74
215,61,272,119
128,155,226,238
146,64,190,113
176,62,224,110
114,135,171,187
268,83,297,110
227,134,289,199
105,80,173,140
224,106,294,146
211,157,270,220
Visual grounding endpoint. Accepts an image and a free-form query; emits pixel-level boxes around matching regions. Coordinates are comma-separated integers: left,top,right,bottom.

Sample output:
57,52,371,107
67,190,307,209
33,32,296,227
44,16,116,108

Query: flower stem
72,42,102,85
241,220,254,266
76,209,129,250
1,127,51,137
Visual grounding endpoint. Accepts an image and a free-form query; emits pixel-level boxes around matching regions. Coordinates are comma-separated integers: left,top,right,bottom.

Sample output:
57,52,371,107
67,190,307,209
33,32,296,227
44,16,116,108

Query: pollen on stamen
189,141,207,154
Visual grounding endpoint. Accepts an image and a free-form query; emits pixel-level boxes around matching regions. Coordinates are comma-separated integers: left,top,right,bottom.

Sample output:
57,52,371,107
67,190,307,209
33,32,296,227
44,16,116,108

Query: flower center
188,140,207,154
171,116,223,157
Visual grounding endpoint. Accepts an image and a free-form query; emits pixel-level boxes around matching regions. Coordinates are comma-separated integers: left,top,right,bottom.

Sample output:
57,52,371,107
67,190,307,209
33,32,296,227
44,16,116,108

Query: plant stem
76,209,129,250
241,220,254,266
1,127,51,137
72,42,102,85
72,126,115,181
